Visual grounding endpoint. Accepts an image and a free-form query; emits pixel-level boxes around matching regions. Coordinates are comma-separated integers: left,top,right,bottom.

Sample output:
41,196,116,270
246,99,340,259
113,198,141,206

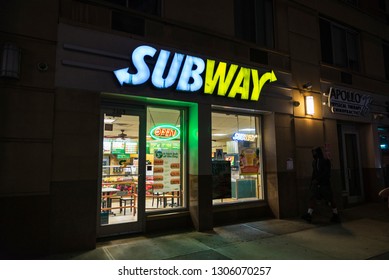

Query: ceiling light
104,118,116,124
239,128,255,132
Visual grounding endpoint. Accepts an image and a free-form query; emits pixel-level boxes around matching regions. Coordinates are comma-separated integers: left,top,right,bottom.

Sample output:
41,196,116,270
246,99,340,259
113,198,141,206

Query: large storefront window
212,112,263,204
101,113,141,225
100,106,185,227
145,107,185,212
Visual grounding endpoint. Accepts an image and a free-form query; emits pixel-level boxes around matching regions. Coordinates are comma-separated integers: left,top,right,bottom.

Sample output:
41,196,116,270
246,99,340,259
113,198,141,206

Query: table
101,187,119,215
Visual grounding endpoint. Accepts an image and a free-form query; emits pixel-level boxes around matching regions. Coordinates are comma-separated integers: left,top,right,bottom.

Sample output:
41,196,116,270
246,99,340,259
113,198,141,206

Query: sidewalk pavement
51,201,389,260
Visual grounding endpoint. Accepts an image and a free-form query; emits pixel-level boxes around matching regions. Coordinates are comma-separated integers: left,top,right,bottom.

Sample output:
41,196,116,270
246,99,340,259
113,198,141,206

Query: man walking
302,146,340,223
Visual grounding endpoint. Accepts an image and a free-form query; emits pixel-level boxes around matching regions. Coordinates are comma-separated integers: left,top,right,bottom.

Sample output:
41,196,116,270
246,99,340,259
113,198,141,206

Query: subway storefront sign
114,45,277,101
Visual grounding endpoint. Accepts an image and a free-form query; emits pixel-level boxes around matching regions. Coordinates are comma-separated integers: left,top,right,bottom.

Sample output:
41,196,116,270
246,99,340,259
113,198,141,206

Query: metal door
340,125,364,203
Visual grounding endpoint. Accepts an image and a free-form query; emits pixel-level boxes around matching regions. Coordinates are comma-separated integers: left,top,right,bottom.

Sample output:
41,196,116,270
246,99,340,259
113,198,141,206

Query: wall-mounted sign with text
114,45,277,102
232,132,258,142
328,86,373,117
153,149,180,192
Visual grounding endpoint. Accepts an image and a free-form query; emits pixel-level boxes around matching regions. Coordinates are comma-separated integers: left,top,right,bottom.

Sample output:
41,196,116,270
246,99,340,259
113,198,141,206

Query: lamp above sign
327,86,373,117
114,45,277,102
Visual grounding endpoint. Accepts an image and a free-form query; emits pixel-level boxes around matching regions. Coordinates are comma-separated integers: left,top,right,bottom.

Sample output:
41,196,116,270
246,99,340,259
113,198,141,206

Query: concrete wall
0,0,59,258
189,103,213,231
50,88,100,253
0,0,100,257
163,0,234,37
264,112,299,219
275,114,298,217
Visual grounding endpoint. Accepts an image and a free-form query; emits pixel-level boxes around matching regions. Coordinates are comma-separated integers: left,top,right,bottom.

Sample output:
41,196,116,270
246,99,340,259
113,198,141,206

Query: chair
150,186,164,208
116,191,135,215
102,188,119,216
152,191,177,208
162,191,179,207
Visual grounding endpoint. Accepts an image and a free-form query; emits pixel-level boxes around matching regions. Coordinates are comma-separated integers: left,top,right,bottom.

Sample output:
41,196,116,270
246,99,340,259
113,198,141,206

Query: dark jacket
311,147,331,186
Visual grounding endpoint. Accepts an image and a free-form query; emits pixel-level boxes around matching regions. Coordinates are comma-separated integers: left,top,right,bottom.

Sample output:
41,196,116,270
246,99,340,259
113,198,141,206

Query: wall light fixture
305,95,314,115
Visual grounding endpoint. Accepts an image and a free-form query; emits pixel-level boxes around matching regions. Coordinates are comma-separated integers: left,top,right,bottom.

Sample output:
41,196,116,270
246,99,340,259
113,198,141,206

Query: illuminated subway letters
152,50,185,89
251,70,277,101
228,67,251,100
204,61,277,101
176,55,205,92
114,45,157,86
204,60,238,97
113,45,277,101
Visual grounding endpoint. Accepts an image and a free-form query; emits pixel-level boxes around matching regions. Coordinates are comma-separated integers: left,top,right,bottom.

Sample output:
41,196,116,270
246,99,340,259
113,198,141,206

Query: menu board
111,141,125,154
103,139,137,155
153,149,180,192
103,140,111,154
125,141,137,154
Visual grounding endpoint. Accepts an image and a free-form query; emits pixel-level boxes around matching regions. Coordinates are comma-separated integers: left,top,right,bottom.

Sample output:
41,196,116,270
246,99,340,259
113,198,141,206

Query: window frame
145,105,188,213
383,41,389,80
320,17,361,71
234,0,275,48
211,110,264,205
343,0,359,7
101,0,162,16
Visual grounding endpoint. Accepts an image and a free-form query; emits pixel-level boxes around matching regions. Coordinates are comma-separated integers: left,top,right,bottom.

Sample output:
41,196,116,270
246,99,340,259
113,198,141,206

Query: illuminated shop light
113,45,277,102
305,96,315,115
176,55,205,92
150,124,180,140
152,50,185,88
113,45,156,86
104,117,116,124
232,132,258,142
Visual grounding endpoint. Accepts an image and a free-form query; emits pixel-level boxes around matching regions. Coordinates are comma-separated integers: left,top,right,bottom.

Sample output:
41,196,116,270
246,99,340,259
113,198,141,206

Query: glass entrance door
99,108,146,237
340,125,364,204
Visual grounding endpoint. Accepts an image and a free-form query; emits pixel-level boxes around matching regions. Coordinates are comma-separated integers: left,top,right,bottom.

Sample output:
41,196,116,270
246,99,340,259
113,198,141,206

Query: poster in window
103,140,112,154
153,149,180,192
239,148,260,174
